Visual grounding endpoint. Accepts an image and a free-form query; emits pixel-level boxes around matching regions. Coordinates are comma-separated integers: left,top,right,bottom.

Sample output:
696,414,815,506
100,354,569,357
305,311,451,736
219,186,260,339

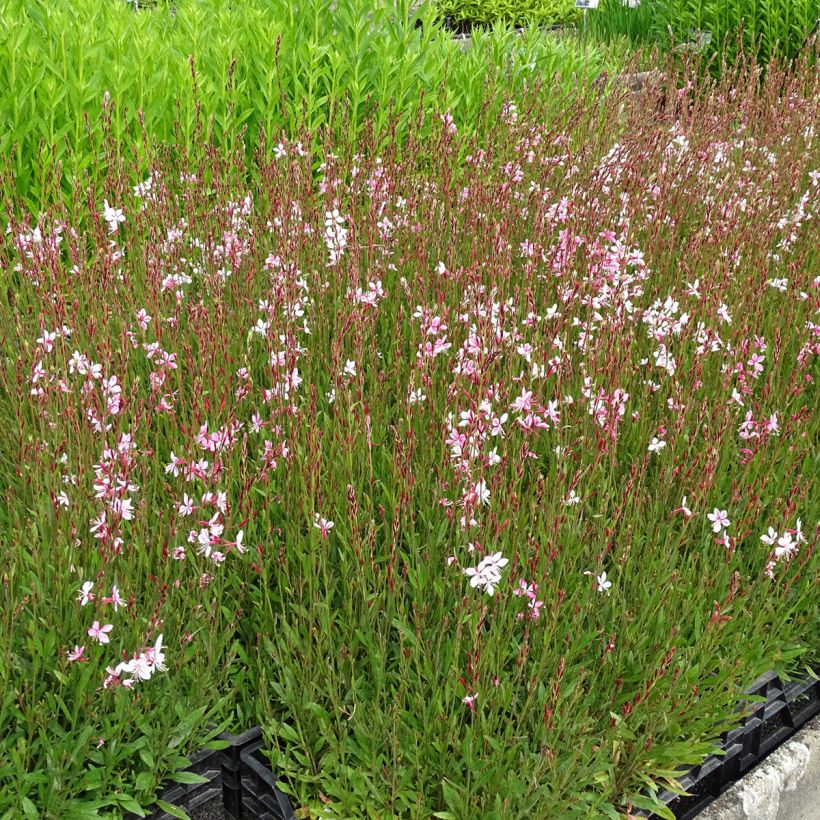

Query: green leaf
167,771,209,785
154,800,190,820
625,793,676,818
135,771,155,793
113,794,145,815
21,797,39,818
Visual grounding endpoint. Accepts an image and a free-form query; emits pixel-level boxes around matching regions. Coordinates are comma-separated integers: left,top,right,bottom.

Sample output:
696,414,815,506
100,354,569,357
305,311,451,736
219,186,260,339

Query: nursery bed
131,668,819,819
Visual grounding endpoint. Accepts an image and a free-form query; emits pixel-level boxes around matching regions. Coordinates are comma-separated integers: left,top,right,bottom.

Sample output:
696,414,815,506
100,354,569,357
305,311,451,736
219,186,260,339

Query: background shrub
434,0,578,28
587,0,820,68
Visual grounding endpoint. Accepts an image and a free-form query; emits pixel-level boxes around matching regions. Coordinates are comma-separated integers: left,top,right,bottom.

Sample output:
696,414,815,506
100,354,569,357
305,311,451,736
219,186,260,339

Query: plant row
1,30,818,820
124,665,820,819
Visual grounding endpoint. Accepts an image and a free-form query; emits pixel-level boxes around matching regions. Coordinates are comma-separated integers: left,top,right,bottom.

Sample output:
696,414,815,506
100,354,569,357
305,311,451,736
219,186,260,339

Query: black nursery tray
125,727,263,820
636,667,820,819
125,747,223,820
239,740,296,820
123,666,819,820
411,11,571,39
221,726,264,819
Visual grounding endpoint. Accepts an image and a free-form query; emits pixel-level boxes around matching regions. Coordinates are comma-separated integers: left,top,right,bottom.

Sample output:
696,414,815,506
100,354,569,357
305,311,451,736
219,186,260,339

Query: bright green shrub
0,0,617,209
435,0,578,28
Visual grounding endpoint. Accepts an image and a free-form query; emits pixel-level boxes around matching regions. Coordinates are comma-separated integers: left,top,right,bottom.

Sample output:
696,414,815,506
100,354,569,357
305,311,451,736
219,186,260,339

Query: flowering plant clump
0,49,818,818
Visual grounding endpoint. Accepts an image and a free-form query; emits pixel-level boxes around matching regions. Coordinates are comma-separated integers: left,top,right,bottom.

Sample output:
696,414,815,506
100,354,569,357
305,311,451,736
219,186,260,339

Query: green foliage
0,2,817,817
0,0,616,209
435,0,578,28
587,0,820,68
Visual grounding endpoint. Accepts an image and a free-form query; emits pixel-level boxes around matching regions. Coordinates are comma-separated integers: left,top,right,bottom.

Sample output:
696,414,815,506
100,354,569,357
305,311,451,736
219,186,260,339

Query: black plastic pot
635,666,820,819
239,740,296,820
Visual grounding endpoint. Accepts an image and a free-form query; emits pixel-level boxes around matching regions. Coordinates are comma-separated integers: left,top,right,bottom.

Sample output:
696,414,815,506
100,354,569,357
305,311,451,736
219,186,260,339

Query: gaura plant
1,43,817,816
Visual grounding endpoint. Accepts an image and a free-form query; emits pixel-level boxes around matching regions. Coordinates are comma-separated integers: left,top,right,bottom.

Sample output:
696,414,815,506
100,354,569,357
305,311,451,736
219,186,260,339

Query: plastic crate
221,726,264,819
633,666,819,819
239,740,296,820
125,747,223,820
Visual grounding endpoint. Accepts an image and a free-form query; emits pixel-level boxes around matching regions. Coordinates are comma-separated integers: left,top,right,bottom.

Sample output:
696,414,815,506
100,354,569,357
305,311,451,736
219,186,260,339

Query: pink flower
489,414,508,437
103,585,127,612
66,645,87,662
462,693,477,711
510,389,533,413
313,514,334,538
707,508,730,533
135,309,152,331
87,621,113,644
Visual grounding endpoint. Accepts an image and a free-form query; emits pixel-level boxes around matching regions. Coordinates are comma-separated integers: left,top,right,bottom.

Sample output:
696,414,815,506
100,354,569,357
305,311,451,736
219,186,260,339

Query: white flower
464,552,509,596
474,480,490,506
760,527,778,546
234,530,247,554
101,199,125,233
595,571,612,593
774,532,797,560
717,303,732,325
77,581,94,606
151,635,167,672
648,437,666,454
